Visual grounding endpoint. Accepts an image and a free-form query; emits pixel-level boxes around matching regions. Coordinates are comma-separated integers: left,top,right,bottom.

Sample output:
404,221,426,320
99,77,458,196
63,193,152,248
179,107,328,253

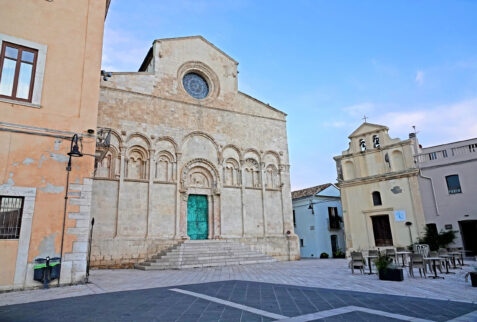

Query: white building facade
415,137,477,255
292,184,345,258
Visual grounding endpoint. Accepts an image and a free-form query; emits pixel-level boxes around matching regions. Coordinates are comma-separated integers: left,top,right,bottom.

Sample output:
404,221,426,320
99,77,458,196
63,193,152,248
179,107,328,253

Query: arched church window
372,191,382,206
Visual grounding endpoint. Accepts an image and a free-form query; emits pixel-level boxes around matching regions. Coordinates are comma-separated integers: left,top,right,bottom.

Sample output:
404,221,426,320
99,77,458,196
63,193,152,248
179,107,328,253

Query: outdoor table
365,255,377,274
447,252,462,269
438,255,455,274
396,251,411,267
424,257,444,279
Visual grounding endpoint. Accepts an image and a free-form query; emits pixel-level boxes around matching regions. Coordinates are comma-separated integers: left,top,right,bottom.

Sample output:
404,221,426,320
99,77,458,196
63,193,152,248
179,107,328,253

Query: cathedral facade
90,36,299,267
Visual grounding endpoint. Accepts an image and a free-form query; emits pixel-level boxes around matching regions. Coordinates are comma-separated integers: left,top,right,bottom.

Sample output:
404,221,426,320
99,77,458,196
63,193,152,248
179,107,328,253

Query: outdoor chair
350,251,365,274
414,244,430,258
385,248,397,263
409,253,426,278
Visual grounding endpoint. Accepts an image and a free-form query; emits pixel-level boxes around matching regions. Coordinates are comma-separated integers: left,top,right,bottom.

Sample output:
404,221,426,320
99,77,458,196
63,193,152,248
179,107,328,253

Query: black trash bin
33,258,47,282
49,257,61,280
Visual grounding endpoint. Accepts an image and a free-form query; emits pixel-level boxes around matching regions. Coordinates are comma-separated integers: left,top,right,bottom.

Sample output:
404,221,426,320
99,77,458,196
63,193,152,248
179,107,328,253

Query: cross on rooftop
363,115,368,123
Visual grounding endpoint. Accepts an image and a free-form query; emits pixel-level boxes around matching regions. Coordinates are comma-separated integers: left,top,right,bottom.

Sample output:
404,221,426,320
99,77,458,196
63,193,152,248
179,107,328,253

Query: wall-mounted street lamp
308,200,314,215
58,134,83,285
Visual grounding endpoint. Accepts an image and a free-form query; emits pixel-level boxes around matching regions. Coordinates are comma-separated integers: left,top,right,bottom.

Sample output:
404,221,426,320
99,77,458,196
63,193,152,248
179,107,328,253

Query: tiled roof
291,183,332,199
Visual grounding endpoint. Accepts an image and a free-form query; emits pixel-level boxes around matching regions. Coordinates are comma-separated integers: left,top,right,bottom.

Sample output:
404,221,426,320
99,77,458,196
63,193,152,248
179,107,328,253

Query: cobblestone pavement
0,259,476,321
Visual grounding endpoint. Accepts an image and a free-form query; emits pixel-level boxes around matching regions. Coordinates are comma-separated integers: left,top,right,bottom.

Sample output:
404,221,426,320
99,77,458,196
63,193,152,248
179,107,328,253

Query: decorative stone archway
179,159,221,239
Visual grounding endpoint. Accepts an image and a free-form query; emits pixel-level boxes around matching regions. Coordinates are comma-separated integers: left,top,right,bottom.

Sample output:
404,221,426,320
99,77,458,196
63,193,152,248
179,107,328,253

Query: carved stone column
174,152,182,239
114,143,126,238
240,159,246,237
260,162,267,237
146,149,155,238
213,194,221,238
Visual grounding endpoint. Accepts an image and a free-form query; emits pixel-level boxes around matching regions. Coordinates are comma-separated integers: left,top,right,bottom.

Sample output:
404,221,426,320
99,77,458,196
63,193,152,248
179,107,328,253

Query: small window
429,152,437,160
372,191,382,206
442,150,448,158
0,196,24,239
292,210,296,227
0,42,38,102
328,207,341,229
446,175,462,194
300,239,304,247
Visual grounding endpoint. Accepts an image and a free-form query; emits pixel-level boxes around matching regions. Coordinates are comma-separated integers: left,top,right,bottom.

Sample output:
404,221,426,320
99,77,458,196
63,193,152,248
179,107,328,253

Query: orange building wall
0,0,106,289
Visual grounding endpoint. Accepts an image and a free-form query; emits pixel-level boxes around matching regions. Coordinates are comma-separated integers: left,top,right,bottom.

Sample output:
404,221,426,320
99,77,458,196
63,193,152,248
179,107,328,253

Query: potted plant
465,267,477,287
333,249,345,258
320,252,329,259
375,253,404,281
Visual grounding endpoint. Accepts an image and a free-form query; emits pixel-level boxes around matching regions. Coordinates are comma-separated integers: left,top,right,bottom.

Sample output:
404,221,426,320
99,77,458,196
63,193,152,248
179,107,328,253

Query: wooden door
371,215,393,246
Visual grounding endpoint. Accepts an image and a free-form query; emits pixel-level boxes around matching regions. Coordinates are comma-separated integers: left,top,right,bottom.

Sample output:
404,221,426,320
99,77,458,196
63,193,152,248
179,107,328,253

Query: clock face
182,73,209,99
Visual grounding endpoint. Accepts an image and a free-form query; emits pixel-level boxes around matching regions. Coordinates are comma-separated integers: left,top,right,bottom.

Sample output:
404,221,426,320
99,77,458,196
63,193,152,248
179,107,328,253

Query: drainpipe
418,169,440,217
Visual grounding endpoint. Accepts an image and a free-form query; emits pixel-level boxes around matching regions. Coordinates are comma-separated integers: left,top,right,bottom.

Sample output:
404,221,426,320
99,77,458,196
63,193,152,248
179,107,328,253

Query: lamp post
405,221,413,245
58,134,83,286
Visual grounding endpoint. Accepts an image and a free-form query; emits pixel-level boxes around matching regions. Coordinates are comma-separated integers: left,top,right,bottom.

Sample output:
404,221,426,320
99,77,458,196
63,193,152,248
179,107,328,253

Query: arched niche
343,160,356,180
182,131,219,164
263,151,281,189
125,146,149,180
126,132,151,151
265,164,280,189
243,158,261,188
180,158,220,194
155,150,176,182
391,150,405,172
96,146,120,179
224,158,240,186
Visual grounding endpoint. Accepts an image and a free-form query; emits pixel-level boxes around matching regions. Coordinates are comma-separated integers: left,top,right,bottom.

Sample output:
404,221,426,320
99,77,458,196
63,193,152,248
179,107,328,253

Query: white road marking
277,305,434,322
169,288,288,320
447,309,477,322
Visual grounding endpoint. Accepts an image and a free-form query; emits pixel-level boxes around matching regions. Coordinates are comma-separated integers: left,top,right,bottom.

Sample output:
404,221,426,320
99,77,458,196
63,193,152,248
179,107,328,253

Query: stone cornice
337,169,419,188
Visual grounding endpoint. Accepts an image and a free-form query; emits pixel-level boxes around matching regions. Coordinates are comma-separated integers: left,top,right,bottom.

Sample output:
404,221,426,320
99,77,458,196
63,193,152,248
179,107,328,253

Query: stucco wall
0,0,106,290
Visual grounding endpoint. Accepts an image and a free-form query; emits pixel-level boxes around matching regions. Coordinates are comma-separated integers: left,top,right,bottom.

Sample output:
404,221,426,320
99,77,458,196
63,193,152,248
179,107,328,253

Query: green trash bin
33,258,47,282
49,257,61,280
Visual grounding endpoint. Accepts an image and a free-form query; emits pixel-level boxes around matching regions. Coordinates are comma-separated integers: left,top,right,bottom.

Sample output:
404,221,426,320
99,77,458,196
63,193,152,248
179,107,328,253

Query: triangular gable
348,122,388,139
154,36,238,65
316,184,340,197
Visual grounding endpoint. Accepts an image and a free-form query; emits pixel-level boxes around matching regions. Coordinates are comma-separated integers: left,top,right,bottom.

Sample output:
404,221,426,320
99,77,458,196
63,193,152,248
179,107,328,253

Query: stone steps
135,239,276,270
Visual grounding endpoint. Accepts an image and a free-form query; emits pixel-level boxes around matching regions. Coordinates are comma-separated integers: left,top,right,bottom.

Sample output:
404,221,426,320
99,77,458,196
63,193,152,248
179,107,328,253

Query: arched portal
179,159,221,239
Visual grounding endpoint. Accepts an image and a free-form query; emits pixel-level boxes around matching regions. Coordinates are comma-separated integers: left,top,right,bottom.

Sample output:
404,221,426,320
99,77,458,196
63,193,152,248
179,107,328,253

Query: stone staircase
135,239,276,270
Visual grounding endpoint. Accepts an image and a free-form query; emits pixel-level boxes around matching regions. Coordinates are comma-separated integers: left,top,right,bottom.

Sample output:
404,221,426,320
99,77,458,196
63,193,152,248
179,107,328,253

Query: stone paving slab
0,259,475,308
0,280,476,321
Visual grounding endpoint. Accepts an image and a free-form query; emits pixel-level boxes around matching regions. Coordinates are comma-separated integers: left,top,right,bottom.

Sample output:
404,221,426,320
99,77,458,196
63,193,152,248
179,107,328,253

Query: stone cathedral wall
89,87,300,267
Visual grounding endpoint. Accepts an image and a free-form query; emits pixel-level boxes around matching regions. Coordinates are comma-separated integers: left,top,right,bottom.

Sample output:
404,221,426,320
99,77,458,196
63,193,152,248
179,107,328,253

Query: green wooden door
187,195,208,240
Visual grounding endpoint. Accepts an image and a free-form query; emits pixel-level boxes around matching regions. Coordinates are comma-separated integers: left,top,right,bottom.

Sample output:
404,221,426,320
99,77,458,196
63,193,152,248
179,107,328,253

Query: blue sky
103,0,477,190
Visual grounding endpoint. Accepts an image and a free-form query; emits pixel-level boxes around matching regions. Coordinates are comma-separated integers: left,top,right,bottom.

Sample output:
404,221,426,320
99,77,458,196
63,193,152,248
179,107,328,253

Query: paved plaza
0,259,476,321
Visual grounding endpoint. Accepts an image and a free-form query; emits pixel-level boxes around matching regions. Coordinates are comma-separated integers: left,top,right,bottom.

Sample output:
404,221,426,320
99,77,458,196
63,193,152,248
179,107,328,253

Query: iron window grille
0,196,24,239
